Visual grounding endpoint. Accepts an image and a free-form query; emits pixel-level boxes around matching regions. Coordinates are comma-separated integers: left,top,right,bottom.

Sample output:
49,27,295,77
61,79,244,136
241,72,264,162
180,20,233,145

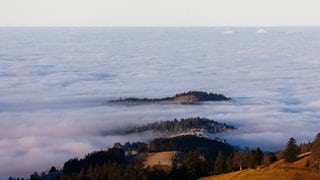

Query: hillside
113,134,234,160
27,133,320,180
109,91,231,104
41,135,235,180
148,135,234,160
124,117,234,136
200,152,320,180
143,151,180,170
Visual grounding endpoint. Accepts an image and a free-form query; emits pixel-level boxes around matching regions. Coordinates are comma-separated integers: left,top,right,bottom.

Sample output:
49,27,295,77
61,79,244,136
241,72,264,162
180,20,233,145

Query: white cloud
256,29,268,34
223,30,235,35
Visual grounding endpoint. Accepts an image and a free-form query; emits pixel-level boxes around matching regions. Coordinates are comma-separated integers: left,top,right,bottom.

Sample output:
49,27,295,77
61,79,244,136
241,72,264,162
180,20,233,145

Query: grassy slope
143,151,178,170
201,152,320,180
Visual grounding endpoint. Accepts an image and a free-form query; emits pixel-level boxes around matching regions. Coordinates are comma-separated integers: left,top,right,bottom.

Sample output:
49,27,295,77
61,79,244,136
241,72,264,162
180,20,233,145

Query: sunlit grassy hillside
201,152,320,180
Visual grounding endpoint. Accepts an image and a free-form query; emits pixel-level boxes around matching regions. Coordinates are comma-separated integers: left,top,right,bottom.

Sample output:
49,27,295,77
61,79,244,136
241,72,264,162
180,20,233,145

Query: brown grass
200,152,320,180
172,95,198,103
143,151,178,169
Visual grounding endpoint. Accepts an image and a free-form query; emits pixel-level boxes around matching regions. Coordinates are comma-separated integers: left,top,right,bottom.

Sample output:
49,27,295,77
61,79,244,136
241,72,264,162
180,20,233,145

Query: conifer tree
29,172,40,180
311,133,320,163
226,152,234,172
244,148,263,168
283,137,300,162
267,152,277,165
253,147,264,166
214,151,226,174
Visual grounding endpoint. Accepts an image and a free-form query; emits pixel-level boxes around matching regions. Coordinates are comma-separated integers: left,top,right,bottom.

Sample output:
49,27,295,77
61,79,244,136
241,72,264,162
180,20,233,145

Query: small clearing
143,151,178,170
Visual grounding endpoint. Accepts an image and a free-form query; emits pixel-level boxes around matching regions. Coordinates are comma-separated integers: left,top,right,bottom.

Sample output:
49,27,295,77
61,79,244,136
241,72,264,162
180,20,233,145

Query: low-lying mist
2,97,320,177
1,27,320,178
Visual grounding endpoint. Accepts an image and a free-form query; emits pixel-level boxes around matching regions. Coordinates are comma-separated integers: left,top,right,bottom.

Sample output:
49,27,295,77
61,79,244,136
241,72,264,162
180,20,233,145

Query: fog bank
1,27,320,178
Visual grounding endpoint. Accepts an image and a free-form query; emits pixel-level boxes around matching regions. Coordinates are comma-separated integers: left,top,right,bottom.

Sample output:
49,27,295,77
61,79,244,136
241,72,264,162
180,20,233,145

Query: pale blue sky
0,0,319,26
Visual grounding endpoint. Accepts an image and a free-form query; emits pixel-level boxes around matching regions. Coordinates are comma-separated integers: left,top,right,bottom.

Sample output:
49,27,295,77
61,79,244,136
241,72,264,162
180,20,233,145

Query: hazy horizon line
1,25,320,28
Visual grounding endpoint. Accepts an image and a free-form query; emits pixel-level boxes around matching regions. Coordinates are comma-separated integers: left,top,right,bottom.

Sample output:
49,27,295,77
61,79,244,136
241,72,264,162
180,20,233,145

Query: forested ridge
109,91,231,104
18,114,320,180
23,133,320,180
124,117,234,135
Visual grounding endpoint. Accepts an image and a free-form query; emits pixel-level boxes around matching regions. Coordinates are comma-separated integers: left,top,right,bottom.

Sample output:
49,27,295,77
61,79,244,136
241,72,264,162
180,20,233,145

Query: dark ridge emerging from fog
123,117,234,136
42,135,235,180
108,91,231,104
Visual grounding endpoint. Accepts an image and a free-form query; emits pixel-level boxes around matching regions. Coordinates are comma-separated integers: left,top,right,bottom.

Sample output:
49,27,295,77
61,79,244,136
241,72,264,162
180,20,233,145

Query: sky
0,0,320,26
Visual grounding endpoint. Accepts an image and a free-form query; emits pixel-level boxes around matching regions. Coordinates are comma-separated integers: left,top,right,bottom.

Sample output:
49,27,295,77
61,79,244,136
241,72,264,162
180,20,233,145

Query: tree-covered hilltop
34,135,235,180
26,133,320,180
109,91,231,104
124,117,234,136
113,135,235,160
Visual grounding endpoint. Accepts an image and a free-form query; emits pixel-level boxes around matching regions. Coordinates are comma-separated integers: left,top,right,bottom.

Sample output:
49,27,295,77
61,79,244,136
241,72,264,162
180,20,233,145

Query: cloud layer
1,27,320,178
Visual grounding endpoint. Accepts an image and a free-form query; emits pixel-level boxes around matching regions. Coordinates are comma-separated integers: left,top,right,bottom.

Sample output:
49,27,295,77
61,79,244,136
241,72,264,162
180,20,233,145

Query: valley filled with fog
1,27,320,177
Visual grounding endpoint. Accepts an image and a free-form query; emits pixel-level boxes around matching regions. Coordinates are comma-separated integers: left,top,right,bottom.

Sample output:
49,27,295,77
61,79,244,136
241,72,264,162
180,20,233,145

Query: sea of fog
1,27,320,177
